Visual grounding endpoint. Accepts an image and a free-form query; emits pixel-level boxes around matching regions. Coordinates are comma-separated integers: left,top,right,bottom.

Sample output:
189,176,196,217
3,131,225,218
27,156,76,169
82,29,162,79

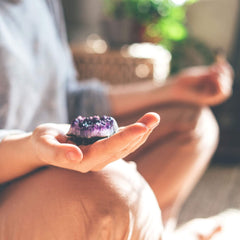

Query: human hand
172,58,233,106
31,112,160,172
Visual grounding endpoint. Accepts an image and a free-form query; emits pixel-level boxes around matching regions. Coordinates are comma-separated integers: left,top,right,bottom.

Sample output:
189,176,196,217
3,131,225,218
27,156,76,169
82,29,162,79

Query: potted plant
102,0,214,73
102,0,196,47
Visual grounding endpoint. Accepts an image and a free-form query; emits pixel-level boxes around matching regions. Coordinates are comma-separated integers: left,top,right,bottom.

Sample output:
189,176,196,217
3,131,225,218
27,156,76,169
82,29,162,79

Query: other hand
173,58,233,106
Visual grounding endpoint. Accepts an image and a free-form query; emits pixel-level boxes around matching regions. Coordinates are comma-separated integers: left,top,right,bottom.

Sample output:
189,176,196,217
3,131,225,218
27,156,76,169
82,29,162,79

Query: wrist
167,74,189,103
0,132,47,184
2,132,46,169
155,77,179,104
28,132,48,168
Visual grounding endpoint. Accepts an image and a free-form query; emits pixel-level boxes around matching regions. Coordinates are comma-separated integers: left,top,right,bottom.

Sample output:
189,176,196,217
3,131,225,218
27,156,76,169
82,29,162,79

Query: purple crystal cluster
67,115,118,145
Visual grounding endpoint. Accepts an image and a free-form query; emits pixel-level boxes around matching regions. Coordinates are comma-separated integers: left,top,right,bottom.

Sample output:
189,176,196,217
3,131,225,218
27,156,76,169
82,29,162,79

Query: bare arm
0,113,160,184
109,80,176,117
0,133,45,184
109,59,233,117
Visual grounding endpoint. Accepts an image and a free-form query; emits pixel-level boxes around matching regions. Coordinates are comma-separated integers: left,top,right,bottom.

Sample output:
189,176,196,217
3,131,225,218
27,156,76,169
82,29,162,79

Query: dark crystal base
67,134,107,146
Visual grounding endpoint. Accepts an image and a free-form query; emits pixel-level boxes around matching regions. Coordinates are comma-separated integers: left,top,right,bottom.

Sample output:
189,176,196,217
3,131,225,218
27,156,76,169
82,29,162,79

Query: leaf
157,18,188,41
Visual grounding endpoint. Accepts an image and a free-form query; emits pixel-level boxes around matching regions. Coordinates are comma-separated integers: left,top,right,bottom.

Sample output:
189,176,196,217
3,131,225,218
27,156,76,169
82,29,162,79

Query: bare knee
185,107,219,151
170,105,219,149
42,163,163,239
196,107,219,147
0,161,163,240
28,166,133,239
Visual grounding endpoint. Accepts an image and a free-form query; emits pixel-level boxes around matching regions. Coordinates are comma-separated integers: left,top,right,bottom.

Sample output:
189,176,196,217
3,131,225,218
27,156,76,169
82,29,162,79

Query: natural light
171,0,188,6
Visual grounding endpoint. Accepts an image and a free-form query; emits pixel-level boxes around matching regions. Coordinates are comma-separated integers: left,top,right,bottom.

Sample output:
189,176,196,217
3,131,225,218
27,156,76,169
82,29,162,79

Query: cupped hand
31,112,160,173
173,58,234,106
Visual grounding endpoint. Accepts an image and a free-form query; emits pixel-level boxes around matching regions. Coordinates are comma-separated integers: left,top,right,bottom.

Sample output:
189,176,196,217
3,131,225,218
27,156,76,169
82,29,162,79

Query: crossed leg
117,104,219,226
0,160,163,240
0,104,219,239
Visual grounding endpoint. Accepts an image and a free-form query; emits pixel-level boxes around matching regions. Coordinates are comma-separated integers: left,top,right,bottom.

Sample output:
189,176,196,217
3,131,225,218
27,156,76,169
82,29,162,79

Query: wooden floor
178,163,240,225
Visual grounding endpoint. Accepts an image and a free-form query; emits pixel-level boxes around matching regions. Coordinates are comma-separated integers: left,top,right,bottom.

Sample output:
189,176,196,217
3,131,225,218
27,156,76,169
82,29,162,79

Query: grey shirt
0,0,110,140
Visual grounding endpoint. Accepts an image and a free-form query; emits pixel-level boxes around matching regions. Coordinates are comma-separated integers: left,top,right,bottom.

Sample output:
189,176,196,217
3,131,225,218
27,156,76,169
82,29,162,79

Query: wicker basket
71,47,154,85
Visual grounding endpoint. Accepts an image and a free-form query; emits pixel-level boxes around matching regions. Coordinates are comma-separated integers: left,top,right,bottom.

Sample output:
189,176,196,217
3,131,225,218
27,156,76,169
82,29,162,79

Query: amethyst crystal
67,115,118,145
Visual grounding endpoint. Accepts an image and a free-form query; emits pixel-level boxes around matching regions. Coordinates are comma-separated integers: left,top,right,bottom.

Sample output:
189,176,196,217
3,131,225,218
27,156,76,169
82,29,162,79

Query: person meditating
0,0,233,239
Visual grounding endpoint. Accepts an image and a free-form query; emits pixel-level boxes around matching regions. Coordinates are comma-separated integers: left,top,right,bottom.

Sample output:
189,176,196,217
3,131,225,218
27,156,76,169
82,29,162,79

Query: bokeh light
170,0,188,6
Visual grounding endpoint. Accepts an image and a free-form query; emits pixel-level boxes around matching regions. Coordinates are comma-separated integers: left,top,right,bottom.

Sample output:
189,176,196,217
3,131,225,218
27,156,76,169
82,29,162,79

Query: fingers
76,122,149,172
91,112,160,171
35,131,83,166
137,112,160,128
91,132,145,172
34,115,160,173
96,122,148,153
190,60,233,102
210,61,233,96
173,60,233,106
212,58,234,82
133,112,160,148
215,55,234,77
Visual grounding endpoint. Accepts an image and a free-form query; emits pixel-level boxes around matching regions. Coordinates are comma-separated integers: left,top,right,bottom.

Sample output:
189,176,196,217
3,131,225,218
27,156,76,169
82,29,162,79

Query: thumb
39,135,83,164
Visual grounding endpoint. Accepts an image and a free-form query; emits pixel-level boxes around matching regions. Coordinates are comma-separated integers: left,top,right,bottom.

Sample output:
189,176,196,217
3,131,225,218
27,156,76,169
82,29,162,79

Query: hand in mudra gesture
173,58,233,106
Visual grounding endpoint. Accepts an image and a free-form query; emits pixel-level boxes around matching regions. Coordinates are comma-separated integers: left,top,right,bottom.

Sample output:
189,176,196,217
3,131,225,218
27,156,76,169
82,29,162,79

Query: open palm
31,112,160,173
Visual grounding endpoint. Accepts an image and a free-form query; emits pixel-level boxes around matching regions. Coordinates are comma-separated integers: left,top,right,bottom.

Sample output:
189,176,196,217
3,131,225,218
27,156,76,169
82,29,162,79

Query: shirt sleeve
0,68,25,142
46,0,112,121
66,78,112,122
0,47,26,142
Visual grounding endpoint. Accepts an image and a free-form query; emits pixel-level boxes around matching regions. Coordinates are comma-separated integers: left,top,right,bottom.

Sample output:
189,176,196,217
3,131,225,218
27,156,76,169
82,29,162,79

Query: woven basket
71,47,154,85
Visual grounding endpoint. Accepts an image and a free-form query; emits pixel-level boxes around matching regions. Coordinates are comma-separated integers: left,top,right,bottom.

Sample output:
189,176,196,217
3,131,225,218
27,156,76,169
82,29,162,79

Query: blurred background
61,0,240,224
61,0,239,163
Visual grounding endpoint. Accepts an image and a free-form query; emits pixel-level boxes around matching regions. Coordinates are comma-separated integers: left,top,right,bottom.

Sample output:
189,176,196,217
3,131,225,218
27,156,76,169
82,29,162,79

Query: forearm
0,133,45,184
109,79,177,117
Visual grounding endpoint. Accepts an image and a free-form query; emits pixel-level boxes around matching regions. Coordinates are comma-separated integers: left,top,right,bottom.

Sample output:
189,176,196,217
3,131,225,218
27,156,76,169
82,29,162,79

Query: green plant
103,0,215,74
103,0,198,49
